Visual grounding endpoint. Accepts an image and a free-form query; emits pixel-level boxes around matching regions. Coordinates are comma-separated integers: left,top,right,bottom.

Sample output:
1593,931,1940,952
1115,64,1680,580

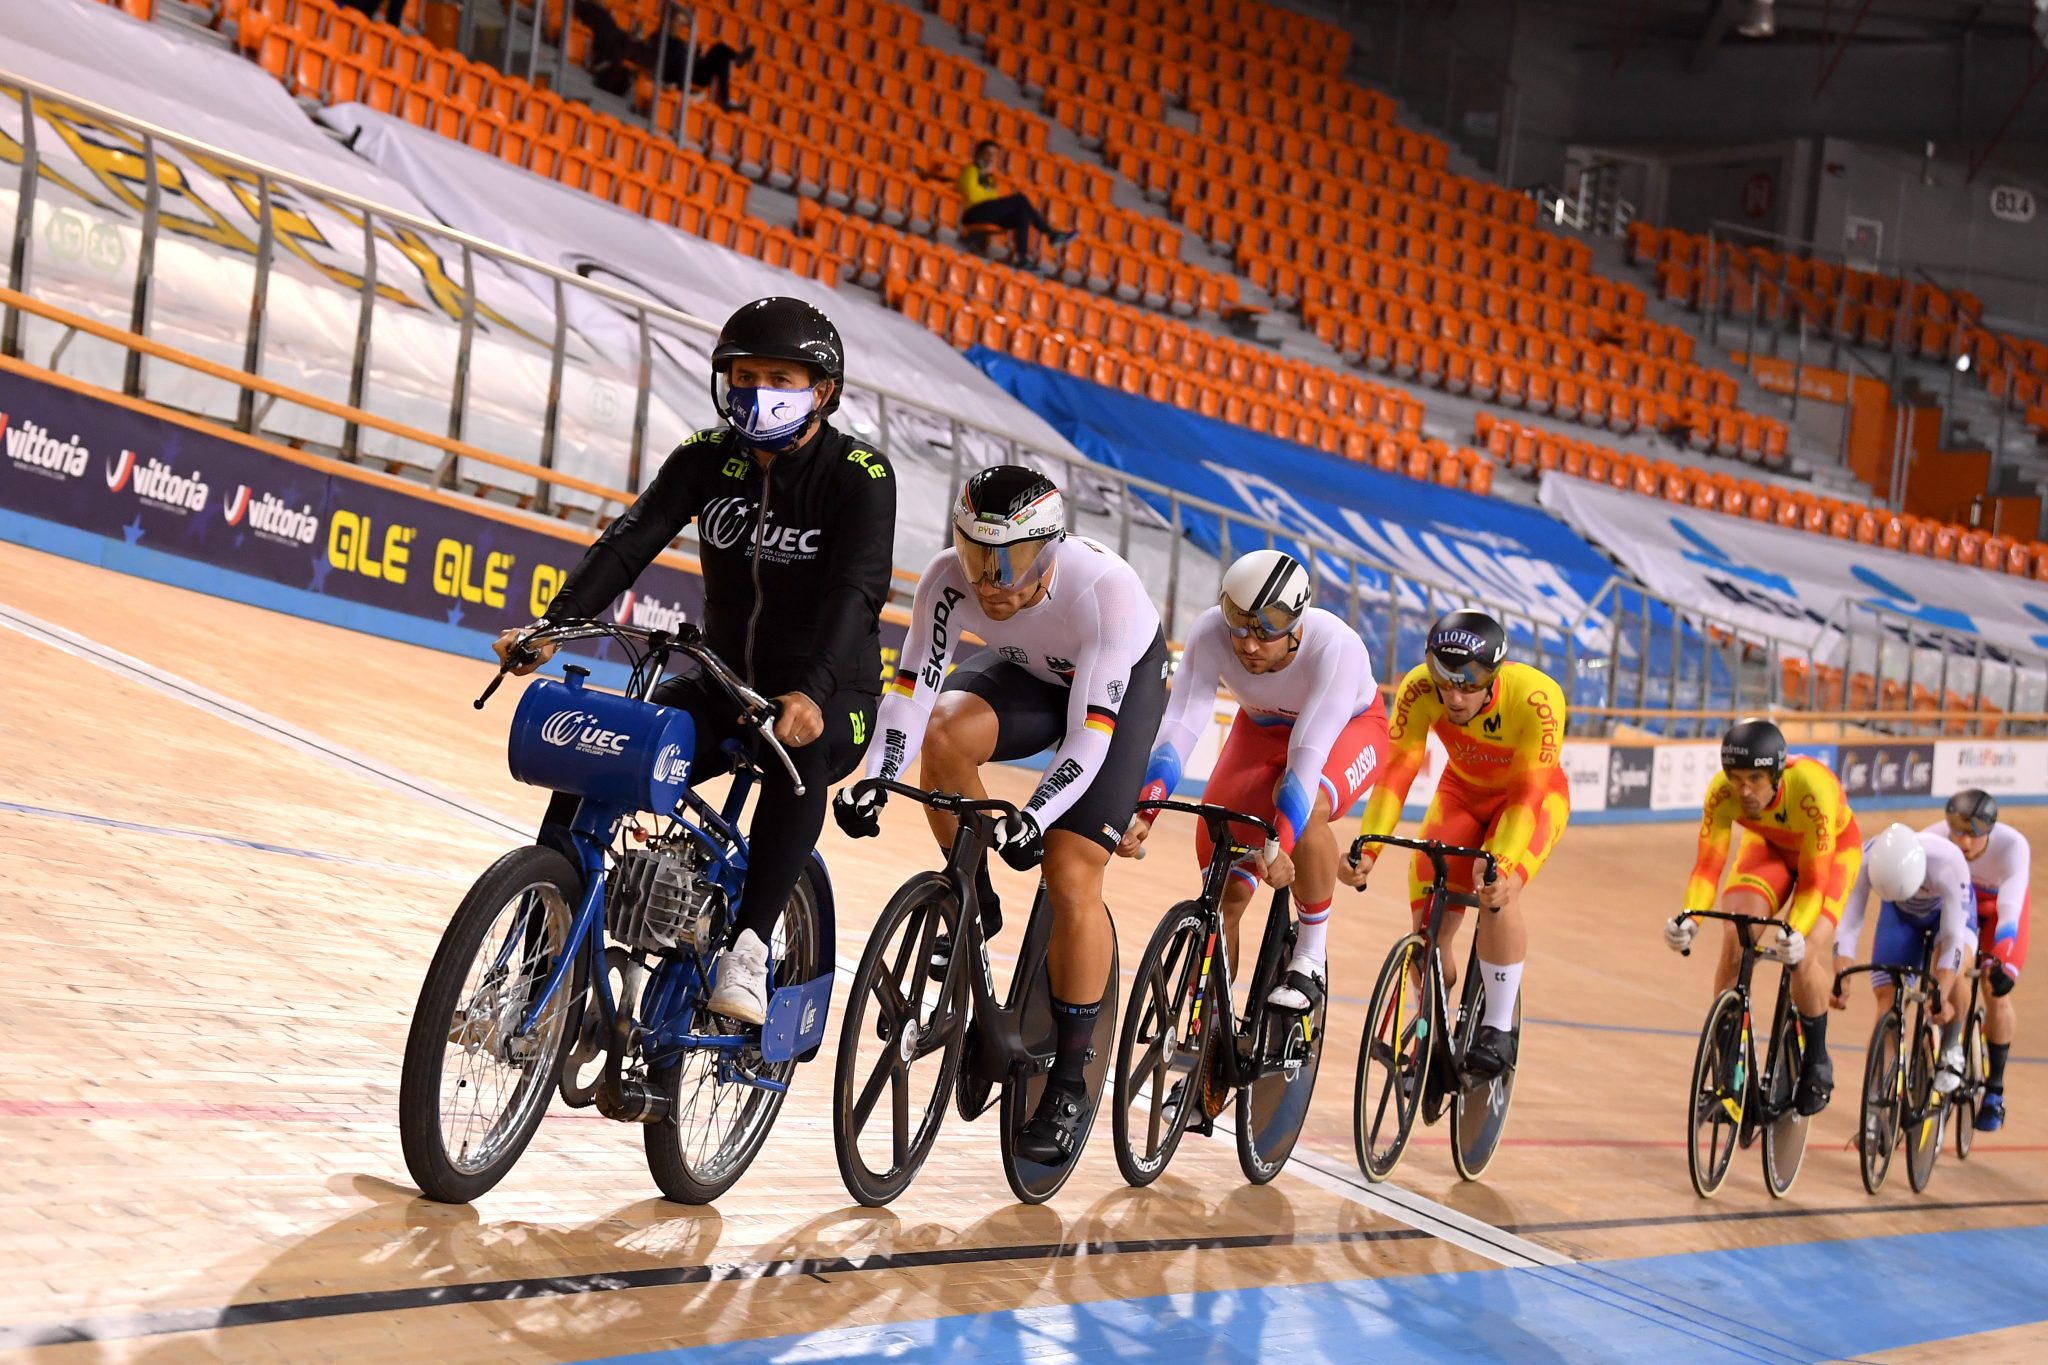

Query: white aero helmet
1220,550,1312,639
1866,823,1929,903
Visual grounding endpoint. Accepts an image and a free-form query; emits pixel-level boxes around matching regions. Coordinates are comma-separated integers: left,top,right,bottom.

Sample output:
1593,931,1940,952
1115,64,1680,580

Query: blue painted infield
575,1224,2048,1364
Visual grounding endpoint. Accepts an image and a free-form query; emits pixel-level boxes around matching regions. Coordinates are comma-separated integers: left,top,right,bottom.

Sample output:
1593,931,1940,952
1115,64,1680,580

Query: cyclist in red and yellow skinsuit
1662,718,1861,1116
1339,610,1571,1078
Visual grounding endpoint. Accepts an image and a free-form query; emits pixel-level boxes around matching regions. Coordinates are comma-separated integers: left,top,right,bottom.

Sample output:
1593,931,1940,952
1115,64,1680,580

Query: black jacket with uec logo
546,423,897,705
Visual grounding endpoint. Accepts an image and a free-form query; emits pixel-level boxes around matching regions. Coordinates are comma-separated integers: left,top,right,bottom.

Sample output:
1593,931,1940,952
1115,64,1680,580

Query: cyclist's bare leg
1044,831,1113,1003
1220,873,1255,976
1790,916,1837,1017
1987,986,2016,1046
1873,981,1898,1017
1474,887,1527,967
1289,790,1339,902
917,692,999,849
1713,887,1775,995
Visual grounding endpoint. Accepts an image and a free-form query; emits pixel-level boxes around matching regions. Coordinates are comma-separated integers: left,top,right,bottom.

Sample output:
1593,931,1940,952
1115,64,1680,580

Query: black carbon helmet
1946,788,1999,837
1424,609,1507,688
1720,717,1787,777
711,296,845,416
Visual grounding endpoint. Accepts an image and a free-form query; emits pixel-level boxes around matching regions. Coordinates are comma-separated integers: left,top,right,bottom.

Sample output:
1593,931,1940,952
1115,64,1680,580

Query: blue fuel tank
507,672,696,815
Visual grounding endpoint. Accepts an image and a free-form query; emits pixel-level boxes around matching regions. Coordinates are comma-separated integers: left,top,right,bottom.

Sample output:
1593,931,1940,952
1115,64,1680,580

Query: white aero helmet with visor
953,464,1066,588
1866,822,1930,903
1220,549,1312,639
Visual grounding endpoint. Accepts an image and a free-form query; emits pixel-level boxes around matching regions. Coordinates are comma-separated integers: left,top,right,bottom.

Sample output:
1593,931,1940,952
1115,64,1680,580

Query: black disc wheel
1353,935,1432,1184
644,870,821,1204
831,873,963,1207
400,846,582,1204
1450,987,1521,1183
1761,1008,1810,1199
1112,902,1214,1187
1001,938,1120,1205
1237,974,1328,1186
1905,1019,1944,1194
1859,1009,1904,1195
1686,990,1746,1199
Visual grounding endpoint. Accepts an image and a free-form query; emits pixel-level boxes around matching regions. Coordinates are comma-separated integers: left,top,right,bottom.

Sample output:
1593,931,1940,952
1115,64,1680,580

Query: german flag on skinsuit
1085,705,1117,737
887,670,917,698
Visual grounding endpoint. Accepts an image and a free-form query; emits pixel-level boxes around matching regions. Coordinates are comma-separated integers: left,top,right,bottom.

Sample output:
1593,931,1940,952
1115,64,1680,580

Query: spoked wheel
1956,1003,1986,1161
832,873,963,1207
1859,1009,1903,1195
400,847,582,1203
558,944,628,1109
1761,1009,1810,1198
1450,987,1521,1183
644,871,822,1204
1353,935,1432,1183
1237,973,1328,1186
1001,938,1120,1205
1905,1019,1944,1194
1686,990,1746,1199
1112,902,1213,1187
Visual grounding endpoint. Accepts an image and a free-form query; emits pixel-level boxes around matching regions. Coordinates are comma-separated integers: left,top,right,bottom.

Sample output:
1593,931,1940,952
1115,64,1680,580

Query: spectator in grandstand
658,34,755,112
577,1,643,96
957,139,1076,271
338,0,404,23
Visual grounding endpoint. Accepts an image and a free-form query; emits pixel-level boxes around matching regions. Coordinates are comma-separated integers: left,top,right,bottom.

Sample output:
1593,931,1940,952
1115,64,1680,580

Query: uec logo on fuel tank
541,709,629,755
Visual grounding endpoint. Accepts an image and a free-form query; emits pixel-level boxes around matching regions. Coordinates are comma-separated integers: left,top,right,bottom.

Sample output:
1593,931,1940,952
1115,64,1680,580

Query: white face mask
722,384,817,448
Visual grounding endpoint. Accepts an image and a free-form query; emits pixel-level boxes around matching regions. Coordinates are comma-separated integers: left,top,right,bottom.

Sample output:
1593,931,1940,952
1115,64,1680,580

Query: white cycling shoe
708,929,770,1026
1267,953,1326,1012
1933,1043,1965,1096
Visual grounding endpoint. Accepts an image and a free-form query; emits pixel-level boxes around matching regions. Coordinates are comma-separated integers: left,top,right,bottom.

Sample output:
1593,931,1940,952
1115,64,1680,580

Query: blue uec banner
966,347,1617,631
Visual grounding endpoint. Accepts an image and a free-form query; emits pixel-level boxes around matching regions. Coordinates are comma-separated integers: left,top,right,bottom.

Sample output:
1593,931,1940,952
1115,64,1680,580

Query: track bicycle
398,620,836,1204
1951,953,1992,1160
831,780,1119,1206
1678,909,1811,1199
1835,930,1951,1195
1350,834,1523,1184
1109,799,1328,1188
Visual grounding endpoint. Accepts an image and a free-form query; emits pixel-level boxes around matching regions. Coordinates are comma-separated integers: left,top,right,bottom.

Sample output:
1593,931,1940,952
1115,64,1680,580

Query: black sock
1990,1042,2010,1091
1801,1011,1828,1055
1049,994,1101,1089
975,861,1002,936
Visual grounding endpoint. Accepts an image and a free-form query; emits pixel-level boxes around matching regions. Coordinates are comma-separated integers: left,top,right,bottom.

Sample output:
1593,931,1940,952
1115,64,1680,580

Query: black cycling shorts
943,629,1170,852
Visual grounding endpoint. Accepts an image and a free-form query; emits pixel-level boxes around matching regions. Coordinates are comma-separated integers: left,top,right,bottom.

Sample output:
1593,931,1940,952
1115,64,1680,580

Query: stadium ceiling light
1737,0,1777,38
1956,353,1972,374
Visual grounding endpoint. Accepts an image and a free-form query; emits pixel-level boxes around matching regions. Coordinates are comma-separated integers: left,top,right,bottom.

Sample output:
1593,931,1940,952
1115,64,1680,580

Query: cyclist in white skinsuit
1925,788,2030,1129
1832,823,1975,1093
1120,551,1387,1014
835,465,1167,1169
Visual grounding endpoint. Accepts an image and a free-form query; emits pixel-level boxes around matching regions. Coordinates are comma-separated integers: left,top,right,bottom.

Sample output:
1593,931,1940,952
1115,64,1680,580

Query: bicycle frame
489,624,837,1102
1135,799,1284,1090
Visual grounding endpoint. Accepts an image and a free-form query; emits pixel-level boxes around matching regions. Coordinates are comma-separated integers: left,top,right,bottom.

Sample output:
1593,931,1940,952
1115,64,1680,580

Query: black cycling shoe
927,901,1003,983
1015,1076,1090,1166
1464,1025,1518,1081
1795,1047,1833,1117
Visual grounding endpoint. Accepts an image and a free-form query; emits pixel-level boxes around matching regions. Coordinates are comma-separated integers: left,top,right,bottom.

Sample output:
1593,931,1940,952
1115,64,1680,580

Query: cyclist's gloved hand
1988,946,2018,997
995,810,1044,872
833,785,885,839
1663,914,1698,954
1761,924,1806,966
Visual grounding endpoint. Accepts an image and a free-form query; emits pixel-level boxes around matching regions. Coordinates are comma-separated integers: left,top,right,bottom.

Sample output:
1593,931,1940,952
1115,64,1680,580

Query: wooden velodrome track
2,534,2045,1363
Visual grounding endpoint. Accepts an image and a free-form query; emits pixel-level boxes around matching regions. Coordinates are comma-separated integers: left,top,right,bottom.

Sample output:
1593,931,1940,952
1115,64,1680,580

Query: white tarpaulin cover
1539,473,2048,656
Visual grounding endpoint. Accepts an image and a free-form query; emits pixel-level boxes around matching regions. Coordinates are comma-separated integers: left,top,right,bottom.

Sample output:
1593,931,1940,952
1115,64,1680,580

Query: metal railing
6,68,2041,738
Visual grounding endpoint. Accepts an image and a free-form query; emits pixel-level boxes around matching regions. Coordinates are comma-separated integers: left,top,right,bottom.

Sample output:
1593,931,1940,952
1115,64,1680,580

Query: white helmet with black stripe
1220,550,1312,640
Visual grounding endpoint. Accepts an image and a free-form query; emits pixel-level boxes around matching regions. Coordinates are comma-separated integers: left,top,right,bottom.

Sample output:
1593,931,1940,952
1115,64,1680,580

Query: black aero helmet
1425,609,1507,688
953,464,1065,587
1720,717,1786,777
1946,788,1999,837
711,296,845,416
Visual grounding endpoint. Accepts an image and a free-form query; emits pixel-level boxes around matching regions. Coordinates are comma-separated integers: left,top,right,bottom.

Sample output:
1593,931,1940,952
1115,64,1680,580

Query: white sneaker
1266,952,1326,1011
1934,1043,1964,1096
708,929,770,1026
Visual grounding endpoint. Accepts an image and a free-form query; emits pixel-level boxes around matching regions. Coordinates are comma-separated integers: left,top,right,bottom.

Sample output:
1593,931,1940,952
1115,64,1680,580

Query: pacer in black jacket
494,297,896,1025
